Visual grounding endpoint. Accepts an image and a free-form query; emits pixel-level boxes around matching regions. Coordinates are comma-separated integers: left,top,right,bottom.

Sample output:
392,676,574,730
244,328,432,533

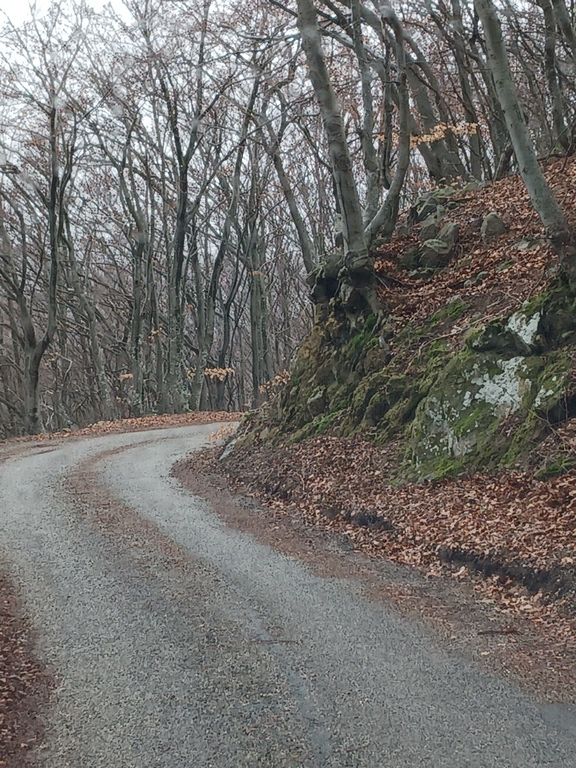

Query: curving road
1,424,576,767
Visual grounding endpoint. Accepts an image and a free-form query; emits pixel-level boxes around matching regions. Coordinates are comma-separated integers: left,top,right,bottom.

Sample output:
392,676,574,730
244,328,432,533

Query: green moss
526,273,576,349
350,372,417,428
385,389,424,430
500,412,542,467
521,288,550,317
289,423,316,443
464,327,482,348
466,318,531,356
349,370,389,420
428,455,469,480
314,409,346,434
249,276,576,484
452,406,482,437
326,382,353,413
346,313,379,356
527,350,574,423
393,320,422,349
364,313,378,333
535,455,576,479
409,340,541,477
430,299,467,326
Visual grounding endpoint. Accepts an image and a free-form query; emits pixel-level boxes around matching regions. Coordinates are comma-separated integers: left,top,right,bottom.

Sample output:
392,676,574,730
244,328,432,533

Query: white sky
0,0,118,27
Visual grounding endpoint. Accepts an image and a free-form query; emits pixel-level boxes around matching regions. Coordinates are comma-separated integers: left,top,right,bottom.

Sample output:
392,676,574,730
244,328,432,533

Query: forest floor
163,155,574,704
167,156,576,701
183,149,576,698
372,154,576,323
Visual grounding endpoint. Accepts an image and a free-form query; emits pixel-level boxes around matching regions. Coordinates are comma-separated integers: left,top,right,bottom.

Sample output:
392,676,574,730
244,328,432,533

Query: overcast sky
0,0,117,27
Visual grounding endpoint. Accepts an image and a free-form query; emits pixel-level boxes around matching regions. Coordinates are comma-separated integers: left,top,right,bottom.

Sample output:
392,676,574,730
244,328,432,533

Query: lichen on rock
507,304,542,348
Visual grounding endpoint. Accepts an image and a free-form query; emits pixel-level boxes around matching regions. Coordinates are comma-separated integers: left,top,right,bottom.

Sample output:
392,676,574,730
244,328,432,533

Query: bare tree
475,0,574,272
0,3,89,432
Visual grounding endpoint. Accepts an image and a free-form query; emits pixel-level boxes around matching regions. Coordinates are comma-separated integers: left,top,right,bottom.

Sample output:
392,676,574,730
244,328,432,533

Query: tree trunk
475,0,573,268
538,0,570,150
23,340,46,435
296,0,378,311
550,0,576,66
62,213,114,421
364,3,411,243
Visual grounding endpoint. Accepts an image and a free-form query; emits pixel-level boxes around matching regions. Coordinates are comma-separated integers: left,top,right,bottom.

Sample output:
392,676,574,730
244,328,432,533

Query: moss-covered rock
409,348,537,477
307,387,327,418
409,343,576,478
349,373,415,429
245,272,576,482
467,319,532,356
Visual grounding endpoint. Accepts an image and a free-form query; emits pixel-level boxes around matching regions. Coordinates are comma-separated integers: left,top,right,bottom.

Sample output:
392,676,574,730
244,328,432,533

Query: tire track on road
62,444,335,767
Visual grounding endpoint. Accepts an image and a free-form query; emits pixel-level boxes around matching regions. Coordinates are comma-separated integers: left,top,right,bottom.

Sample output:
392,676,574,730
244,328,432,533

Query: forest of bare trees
1,0,575,435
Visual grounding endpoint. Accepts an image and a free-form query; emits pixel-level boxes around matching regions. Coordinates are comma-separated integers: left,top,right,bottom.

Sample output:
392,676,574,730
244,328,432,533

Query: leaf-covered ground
190,160,576,684
0,571,52,768
212,156,576,640
376,157,576,321
374,155,576,324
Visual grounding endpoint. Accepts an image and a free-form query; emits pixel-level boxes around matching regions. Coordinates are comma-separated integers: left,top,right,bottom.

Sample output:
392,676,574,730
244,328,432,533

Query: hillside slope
212,158,576,647
244,156,576,477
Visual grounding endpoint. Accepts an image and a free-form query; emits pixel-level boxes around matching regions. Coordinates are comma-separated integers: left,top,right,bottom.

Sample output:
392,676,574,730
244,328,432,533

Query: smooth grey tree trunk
296,0,376,305
364,2,411,242
550,0,576,66
475,0,571,252
538,0,569,150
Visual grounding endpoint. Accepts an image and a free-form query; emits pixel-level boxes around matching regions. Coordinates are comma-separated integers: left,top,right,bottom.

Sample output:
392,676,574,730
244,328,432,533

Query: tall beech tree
474,0,575,274
0,3,87,432
294,0,411,315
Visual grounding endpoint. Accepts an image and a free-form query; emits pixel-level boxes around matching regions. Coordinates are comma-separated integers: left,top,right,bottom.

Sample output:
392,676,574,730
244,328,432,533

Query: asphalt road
1,424,576,767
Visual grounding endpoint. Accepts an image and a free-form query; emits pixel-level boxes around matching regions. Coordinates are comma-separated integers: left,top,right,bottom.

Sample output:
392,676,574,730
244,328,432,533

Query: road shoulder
173,449,576,705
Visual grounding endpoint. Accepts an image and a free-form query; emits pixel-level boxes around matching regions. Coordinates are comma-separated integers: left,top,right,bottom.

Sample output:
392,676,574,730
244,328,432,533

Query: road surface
1,424,575,767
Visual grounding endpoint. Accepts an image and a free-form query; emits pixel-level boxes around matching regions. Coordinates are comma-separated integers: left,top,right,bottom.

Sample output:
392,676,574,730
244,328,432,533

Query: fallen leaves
53,411,242,438
0,411,241,446
373,156,576,326
0,574,52,767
